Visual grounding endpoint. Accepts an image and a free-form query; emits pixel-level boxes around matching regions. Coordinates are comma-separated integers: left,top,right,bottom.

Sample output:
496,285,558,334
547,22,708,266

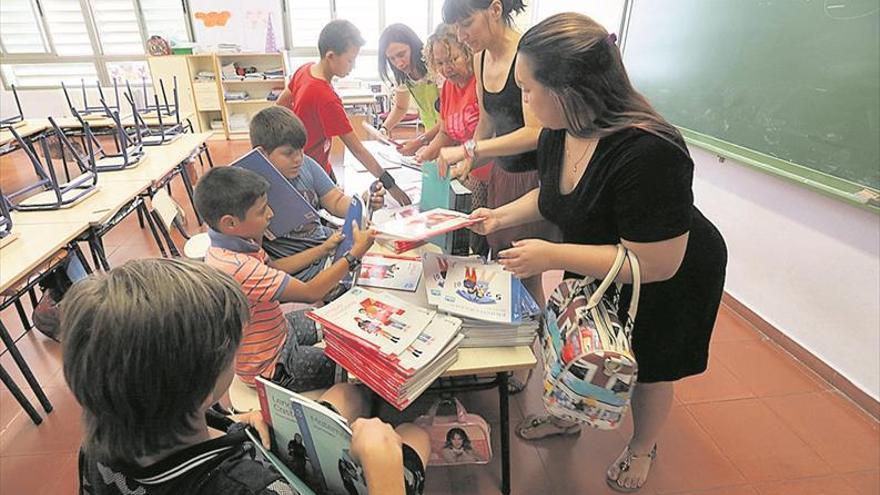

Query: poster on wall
190,0,285,52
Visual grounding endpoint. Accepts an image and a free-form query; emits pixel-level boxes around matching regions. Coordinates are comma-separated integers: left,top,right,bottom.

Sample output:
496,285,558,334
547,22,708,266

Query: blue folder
232,149,320,238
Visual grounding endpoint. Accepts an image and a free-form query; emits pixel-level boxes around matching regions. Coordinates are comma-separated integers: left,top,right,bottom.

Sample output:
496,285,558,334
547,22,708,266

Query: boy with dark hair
276,20,412,206
249,106,383,281
63,258,430,495
194,166,374,392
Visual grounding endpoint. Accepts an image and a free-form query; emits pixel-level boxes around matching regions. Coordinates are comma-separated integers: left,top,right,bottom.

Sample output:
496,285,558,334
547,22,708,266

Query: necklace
565,136,597,177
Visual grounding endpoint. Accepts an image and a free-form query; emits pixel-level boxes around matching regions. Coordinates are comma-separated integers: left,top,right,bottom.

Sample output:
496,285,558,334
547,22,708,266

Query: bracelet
378,125,388,135
419,135,430,145
378,171,396,189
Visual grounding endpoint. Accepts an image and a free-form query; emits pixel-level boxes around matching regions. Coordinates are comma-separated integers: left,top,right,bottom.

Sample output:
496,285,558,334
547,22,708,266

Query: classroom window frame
0,0,194,90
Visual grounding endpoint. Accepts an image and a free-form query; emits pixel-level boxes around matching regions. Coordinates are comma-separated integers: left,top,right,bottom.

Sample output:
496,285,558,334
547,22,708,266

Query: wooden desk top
0,120,50,148
53,112,196,130
11,178,151,226
0,221,89,293
96,132,211,184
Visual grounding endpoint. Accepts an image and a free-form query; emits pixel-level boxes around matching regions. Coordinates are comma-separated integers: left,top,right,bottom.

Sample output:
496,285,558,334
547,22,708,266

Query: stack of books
425,257,541,347
374,208,478,254
307,287,463,410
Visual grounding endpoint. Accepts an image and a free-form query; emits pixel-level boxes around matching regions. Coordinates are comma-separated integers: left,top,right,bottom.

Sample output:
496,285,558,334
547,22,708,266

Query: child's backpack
31,256,87,342
541,245,641,430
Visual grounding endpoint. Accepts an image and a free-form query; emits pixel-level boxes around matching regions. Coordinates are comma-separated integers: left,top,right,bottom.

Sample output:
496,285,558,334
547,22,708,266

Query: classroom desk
0,220,92,424
365,242,537,495
96,132,211,184
0,120,50,154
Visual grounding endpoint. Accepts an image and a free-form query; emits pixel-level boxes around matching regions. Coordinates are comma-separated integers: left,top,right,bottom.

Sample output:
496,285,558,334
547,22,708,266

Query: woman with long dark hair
470,13,728,492
378,23,441,155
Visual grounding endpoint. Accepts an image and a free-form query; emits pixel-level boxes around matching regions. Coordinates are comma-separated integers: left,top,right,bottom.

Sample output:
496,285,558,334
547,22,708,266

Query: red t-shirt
286,63,353,175
440,75,492,181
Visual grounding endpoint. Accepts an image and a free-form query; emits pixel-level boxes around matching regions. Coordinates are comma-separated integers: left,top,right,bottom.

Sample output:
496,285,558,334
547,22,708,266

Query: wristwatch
343,252,361,272
419,134,430,145
463,138,477,159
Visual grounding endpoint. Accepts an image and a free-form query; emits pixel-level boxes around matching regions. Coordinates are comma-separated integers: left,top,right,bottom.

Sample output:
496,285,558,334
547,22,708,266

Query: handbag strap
585,245,627,308
624,249,641,323
424,398,469,424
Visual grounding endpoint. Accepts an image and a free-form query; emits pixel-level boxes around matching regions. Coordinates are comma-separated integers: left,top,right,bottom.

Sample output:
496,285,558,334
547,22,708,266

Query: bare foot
606,444,656,492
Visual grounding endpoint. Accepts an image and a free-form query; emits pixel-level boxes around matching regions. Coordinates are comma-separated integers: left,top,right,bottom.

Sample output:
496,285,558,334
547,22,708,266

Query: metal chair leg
0,321,52,413
141,203,168,257
0,365,42,425
13,299,31,330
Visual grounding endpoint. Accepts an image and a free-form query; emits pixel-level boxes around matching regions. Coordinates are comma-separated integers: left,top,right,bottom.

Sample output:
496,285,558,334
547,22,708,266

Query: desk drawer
193,82,221,111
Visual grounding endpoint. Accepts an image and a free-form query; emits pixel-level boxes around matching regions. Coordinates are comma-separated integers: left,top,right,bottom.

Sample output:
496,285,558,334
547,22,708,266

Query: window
90,0,144,55
0,0,49,54
141,0,192,42
2,63,99,88
335,0,380,50
41,0,94,56
385,0,431,40
287,0,332,50
0,0,190,89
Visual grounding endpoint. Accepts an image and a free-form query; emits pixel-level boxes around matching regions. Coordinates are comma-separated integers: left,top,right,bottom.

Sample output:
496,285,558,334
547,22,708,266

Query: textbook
254,377,366,495
374,208,479,253
437,261,541,347
232,149,319,238
356,253,422,292
307,287,463,409
422,252,482,307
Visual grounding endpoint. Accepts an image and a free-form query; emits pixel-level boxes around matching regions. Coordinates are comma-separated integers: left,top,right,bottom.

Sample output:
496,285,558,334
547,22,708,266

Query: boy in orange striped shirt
195,167,374,392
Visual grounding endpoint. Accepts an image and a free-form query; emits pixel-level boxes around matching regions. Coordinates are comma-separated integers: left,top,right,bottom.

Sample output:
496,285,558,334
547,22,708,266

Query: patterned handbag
541,244,641,430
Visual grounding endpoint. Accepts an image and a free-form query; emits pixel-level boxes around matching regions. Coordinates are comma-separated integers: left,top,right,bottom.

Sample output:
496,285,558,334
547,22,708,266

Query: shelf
225,99,275,105
222,79,286,85
217,52,284,58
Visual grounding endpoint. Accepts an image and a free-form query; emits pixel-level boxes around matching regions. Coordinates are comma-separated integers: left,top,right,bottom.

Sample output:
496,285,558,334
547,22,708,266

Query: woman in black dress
470,13,728,492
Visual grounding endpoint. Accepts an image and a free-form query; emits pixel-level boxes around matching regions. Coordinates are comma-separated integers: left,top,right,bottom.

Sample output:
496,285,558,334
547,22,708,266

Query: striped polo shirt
204,229,291,386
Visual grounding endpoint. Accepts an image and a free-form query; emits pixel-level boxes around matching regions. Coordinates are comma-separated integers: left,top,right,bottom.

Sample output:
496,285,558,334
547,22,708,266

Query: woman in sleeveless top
438,0,557,305
378,24,442,156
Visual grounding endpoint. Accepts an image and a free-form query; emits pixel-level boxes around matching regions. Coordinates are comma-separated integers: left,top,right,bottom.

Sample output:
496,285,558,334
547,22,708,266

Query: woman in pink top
411,24,492,255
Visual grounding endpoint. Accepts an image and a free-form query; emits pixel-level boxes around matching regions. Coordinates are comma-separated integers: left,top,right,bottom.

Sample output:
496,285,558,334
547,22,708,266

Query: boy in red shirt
277,19,411,206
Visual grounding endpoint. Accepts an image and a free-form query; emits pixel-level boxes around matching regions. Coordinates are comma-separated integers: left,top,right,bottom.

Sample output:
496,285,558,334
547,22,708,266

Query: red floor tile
0,452,78,495
763,391,880,474
688,399,831,483
839,469,880,494
711,340,828,397
0,386,83,456
753,474,861,495
675,358,755,405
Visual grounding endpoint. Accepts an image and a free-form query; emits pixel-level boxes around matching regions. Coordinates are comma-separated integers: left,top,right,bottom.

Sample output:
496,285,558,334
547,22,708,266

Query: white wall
690,146,880,401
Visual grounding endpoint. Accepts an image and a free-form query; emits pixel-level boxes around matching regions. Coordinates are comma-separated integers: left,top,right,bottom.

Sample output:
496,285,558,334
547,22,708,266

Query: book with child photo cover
355,253,422,292
232,149,319,238
308,287,436,356
374,208,479,245
255,377,368,495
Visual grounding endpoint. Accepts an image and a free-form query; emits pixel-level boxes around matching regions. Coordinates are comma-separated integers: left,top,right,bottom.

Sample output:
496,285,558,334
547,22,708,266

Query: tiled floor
1,139,878,494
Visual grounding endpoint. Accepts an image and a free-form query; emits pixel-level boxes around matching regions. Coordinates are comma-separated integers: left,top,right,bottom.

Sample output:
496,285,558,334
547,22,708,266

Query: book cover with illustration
232,149,319,238
255,376,367,495
422,253,481,306
439,262,514,323
308,287,435,356
356,253,422,292
374,208,478,244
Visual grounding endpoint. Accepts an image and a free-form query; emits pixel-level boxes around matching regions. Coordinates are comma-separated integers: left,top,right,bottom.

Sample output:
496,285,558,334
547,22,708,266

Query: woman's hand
438,145,472,179
498,239,557,278
397,139,423,156
469,208,501,236
229,410,271,449
414,146,438,163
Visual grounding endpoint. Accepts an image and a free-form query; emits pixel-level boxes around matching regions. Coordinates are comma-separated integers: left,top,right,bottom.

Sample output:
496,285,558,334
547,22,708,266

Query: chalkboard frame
618,0,880,214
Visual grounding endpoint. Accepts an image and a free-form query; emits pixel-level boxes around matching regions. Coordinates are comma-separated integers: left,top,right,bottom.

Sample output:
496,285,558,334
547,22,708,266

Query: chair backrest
0,84,24,127
0,187,12,238
63,79,120,117
150,188,182,232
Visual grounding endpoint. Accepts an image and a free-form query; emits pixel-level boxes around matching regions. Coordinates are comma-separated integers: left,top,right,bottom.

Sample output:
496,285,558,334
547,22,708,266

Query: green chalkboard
622,0,880,208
